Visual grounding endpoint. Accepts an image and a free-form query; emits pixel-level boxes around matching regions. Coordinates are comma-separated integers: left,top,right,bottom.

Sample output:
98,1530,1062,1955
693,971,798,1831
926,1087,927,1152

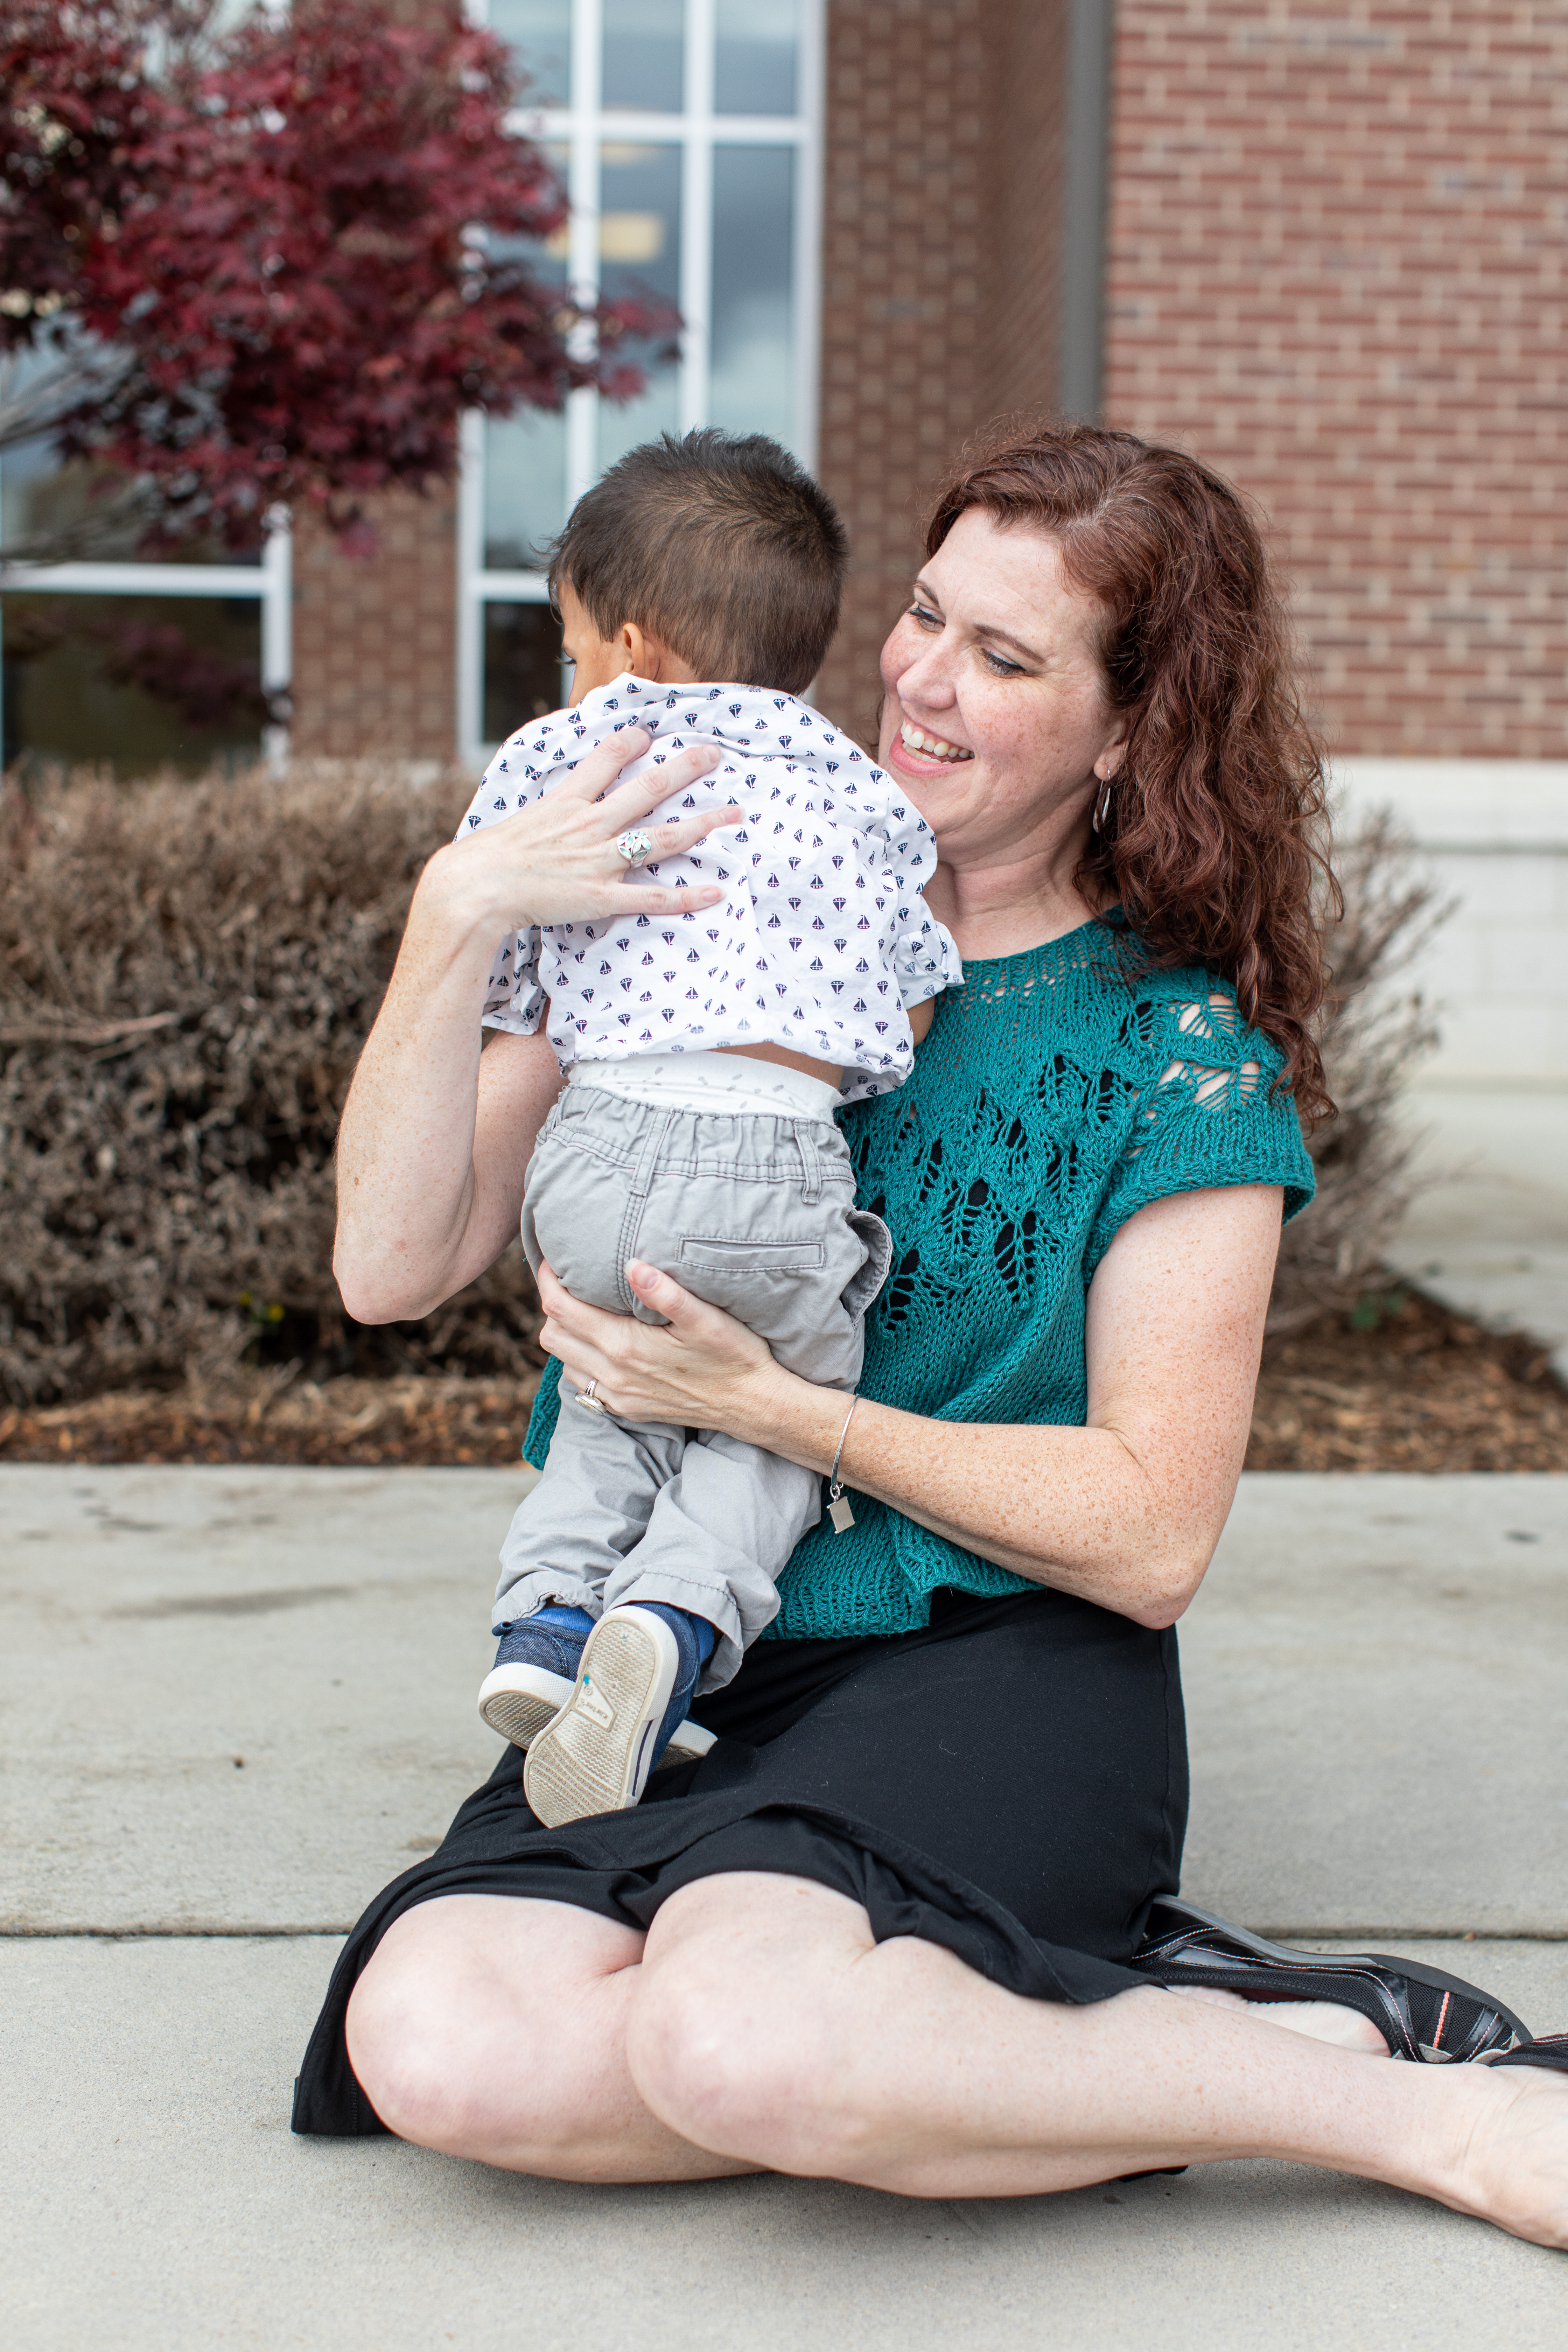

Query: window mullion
794,0,826,475
679,0,716,437
260,509,292,772
457,407,485,766
566,0,604,510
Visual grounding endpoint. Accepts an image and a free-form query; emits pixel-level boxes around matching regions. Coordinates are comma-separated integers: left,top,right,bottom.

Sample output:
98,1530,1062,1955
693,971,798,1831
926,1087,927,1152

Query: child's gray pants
493,1082,891,1690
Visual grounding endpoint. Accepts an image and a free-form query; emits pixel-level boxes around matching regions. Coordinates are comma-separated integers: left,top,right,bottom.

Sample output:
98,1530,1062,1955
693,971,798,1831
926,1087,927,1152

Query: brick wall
287,0,460,762
289,490,458,762
1103,1,1568,758
814,0,1068,745
986,2,1071,422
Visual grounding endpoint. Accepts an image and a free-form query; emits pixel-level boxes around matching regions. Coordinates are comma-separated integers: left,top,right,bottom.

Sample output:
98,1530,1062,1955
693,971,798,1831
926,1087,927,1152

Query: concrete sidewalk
4,1466,1566,2348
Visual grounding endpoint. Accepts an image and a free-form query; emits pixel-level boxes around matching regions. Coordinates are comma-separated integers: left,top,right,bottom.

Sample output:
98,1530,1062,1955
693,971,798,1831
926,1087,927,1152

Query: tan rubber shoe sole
654,1717,718,1770
477,1663,575,1751
523,1608,679,1827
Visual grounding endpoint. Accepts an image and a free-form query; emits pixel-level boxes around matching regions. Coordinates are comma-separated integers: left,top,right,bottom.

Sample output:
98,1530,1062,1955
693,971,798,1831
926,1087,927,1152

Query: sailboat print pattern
456,673,963,1101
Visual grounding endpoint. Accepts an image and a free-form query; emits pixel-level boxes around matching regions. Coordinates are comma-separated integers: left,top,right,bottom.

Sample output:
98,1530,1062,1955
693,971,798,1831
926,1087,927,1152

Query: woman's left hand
536,1259,784,1437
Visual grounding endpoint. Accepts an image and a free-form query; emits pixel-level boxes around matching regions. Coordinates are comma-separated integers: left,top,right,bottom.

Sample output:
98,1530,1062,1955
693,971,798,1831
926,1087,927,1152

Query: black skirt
292,1587,1188,2136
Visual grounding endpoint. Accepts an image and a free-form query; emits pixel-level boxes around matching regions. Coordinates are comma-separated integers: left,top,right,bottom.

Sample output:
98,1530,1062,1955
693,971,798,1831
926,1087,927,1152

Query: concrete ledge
1180,1475,1568,1937
6,1934,1567,2352
0,1465,525,1933
1331,758,1568,1088
1335,758,1568,852
5,1465,1567,2350
3,1466,1564,1940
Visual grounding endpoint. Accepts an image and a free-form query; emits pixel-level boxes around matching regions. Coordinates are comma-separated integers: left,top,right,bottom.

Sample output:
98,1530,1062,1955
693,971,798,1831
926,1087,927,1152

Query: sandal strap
1132,1904,1525,2064
1485,2032,1568,2074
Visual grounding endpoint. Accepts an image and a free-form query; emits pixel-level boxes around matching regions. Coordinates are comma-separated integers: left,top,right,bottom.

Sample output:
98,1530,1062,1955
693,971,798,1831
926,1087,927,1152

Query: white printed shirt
457,674,963,1101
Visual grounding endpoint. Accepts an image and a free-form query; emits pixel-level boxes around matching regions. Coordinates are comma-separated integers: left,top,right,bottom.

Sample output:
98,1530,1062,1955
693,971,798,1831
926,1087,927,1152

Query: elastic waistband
570,1050,841,1125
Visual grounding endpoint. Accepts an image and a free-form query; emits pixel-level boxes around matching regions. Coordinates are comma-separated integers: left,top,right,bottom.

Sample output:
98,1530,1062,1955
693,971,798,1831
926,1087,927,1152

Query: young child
458,428,961,1829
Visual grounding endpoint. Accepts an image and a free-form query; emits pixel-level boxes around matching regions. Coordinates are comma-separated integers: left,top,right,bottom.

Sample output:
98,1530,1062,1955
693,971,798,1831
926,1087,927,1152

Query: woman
297,423,1566,2246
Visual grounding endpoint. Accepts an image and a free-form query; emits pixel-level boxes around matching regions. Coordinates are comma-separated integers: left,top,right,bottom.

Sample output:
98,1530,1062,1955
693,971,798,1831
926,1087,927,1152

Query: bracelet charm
826,1395,859,1533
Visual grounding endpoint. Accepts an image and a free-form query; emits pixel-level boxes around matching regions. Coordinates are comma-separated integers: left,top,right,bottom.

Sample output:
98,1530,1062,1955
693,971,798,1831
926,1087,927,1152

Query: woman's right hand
421,729,741,940
334,730,738,1324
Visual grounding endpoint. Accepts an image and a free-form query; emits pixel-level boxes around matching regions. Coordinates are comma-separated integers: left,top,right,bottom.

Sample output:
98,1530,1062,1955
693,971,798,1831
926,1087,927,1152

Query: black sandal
1482,2032,1568,2076
1132,1896,1530,2064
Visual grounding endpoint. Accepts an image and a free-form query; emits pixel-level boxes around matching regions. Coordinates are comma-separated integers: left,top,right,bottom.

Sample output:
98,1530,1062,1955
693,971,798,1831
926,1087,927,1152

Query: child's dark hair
547,429,847,695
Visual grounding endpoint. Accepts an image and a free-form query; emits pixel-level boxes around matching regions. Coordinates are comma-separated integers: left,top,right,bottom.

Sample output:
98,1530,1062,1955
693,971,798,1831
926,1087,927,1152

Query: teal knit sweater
523,915,1315,1643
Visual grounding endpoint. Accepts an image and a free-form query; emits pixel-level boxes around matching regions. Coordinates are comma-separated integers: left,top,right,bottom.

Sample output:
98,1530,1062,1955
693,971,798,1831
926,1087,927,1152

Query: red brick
1103,0,1568,754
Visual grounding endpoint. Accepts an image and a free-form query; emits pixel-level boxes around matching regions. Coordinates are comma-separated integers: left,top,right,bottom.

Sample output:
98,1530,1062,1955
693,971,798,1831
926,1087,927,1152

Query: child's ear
620,620,653,677
620,622,700,687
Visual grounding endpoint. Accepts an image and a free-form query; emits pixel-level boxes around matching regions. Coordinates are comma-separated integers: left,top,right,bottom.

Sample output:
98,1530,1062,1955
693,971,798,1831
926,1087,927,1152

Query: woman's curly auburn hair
926,419,1336,1123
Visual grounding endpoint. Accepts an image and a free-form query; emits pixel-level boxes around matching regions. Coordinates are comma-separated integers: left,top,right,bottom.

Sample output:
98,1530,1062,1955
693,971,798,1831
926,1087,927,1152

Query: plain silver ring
615,827,654,866
576,1379,607,1416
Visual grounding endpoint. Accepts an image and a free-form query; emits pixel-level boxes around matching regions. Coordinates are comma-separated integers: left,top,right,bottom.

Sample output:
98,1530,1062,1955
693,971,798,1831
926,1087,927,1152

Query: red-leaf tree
0,0,670,561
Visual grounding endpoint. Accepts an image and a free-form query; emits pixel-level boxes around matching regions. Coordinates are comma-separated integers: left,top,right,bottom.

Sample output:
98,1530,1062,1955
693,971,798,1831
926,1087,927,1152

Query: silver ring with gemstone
615,827,654,866
576,1379,607,1416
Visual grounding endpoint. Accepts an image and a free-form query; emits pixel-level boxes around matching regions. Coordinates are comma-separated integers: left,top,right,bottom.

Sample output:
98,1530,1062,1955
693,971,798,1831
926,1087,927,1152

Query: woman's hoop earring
1091,778,1114,836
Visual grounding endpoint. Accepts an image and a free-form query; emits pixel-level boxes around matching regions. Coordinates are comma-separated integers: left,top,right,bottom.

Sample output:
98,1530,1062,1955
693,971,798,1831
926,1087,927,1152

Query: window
460,0,823,766
0,353,291,779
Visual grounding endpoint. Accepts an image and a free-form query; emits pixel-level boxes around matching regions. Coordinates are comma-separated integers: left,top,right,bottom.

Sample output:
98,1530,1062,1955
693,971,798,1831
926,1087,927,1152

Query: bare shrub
0,761,542,1405
1269,807,1452,1334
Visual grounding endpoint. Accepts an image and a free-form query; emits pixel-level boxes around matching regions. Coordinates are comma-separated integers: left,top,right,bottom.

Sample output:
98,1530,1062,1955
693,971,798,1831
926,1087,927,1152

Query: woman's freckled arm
803,1184,1282,1624
336,1024,564,1324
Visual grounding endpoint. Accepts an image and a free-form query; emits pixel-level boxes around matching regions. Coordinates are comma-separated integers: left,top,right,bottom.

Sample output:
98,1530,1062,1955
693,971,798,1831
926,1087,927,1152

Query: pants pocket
678,1236,828,1279
840,1209,893,1319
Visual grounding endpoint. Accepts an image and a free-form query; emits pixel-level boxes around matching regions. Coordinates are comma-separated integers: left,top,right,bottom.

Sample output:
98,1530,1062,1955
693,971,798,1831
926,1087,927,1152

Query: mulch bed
1,1287,1563,1473
1246,1287,1566,1473
0,1374,543,1469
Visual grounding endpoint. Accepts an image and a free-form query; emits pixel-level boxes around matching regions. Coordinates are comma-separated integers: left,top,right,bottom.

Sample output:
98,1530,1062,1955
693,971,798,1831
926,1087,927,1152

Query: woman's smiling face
877,507,1127,874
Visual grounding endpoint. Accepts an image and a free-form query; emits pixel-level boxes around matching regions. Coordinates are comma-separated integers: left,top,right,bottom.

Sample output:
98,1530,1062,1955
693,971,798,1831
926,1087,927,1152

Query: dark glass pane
489,0,573,106
602,0,684,112
484,600,566,742
715,0,799,115
710,146,794,448
1,593,266,776
596,143,682,474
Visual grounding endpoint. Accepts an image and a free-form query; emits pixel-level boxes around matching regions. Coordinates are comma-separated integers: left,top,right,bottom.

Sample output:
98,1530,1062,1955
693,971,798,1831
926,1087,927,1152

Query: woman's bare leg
344,1893,758,2182
625,1875,1568,2246
1169,1982,1391,2053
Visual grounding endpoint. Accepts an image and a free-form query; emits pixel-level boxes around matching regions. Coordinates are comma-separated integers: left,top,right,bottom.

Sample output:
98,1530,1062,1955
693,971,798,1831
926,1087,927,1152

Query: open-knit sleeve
1084,984,1315,1278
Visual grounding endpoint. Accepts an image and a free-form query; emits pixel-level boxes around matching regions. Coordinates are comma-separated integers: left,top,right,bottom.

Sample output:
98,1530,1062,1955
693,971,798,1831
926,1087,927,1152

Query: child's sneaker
523,1603,714,1826
478,1606,592,1751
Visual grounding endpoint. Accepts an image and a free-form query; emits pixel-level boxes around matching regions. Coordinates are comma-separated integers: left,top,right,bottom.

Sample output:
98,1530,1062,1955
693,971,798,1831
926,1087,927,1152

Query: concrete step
6,1933,1566,2352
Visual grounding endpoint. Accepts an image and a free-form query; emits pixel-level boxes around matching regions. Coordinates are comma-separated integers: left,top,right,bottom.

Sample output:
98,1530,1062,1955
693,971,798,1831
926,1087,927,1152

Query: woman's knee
345,1956,493,2150
348,1968,609,2165
344,1899,640,2165
626,1880,880,2171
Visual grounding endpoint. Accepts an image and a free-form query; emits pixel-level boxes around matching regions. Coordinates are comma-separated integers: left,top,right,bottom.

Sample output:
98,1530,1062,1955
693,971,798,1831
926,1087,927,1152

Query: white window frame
458,0,825,770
